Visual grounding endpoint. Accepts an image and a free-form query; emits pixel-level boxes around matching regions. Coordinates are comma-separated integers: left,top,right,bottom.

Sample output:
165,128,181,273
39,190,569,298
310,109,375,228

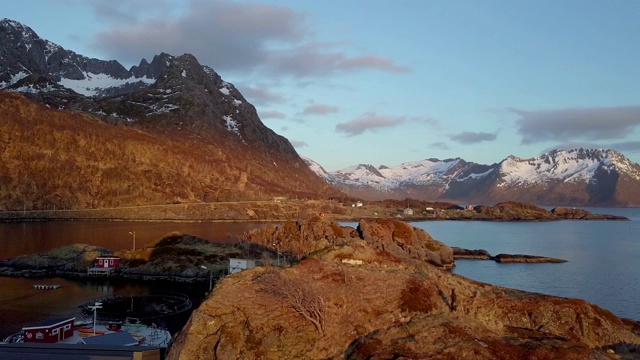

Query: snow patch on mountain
301,156,332,181
58,73,155,97
305,148,640,204
497,149,640,187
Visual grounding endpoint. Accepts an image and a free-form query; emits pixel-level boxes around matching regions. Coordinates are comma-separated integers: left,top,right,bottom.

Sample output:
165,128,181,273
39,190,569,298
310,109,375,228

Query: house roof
22,317,75,330
82,331,138,346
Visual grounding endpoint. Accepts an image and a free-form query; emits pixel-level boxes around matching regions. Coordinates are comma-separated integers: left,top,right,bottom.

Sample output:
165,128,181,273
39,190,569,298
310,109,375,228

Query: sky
4,0,640,171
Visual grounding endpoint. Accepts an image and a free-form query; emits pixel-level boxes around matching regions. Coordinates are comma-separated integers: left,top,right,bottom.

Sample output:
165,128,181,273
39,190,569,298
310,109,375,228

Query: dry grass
0,92,343,212
400,277,438,313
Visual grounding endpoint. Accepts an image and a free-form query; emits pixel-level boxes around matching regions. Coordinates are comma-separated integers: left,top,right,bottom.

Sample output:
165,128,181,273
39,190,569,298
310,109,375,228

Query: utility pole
200,265,213,292
89,301,103,336
129,231,136,250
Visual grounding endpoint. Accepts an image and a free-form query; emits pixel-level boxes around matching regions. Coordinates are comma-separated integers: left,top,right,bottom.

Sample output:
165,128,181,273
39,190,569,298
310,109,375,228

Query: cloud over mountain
335,112,406,137
450,131,497,144
89,0,408,77
259,110,287,119
302,104,339,115
510,106,640,144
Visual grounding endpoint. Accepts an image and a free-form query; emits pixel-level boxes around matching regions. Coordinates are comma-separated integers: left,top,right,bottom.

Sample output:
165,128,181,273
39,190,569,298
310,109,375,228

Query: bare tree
260,271,325,334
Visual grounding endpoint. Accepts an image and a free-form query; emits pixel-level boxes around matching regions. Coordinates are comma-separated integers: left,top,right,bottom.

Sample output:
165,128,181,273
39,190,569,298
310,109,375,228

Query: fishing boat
2,317,171,348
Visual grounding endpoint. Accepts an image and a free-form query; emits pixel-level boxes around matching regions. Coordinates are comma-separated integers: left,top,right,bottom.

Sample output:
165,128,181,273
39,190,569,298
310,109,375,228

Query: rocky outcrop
453,248,567,263
492,253,567,263
551,207,627,220
452,247,491,259
0,233,264,281
357,218,454,268
468,202,628,221
0,244,110,276
244,218,455,269
166,240,640,359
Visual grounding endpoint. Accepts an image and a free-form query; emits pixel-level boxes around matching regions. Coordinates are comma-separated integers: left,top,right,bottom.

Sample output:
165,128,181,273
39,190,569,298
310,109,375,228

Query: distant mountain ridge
304,148,640,206
0,18,343,210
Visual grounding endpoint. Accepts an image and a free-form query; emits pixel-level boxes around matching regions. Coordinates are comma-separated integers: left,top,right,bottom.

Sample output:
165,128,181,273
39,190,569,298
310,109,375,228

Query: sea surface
0,209,638,339
0,221,265,339
413,207,640,321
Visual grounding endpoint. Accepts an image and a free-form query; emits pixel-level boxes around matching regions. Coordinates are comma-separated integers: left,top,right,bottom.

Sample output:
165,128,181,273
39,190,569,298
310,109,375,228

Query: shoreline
0,200,631,223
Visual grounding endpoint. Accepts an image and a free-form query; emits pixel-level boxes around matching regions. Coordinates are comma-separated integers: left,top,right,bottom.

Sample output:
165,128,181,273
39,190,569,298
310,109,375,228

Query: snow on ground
331,158,466,189
146,103,180,116
223,115,240,136
498,149,614,187
9,84,56,93
58,73,155,97
0,71,30,88
301,156,331,179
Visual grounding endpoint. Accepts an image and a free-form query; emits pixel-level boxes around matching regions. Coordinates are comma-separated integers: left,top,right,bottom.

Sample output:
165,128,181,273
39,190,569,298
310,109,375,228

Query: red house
22,317,75,343
95,256,120,269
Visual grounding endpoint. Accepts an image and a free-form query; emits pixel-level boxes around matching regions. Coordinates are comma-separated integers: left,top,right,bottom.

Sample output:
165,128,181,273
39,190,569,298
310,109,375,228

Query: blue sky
4,0,640,170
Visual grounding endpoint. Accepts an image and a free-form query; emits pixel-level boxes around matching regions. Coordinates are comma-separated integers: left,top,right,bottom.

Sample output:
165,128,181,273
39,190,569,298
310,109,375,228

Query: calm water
0,221,266,339
0,211,638,339
414,207,640,321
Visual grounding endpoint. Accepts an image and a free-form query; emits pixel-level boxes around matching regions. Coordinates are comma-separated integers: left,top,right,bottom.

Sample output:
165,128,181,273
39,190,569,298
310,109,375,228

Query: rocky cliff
244,218,454,269
167,219,640,359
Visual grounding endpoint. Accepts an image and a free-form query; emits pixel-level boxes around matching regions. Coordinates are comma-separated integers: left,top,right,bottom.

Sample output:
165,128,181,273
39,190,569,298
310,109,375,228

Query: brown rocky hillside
0,92,342,211
167,219,640,359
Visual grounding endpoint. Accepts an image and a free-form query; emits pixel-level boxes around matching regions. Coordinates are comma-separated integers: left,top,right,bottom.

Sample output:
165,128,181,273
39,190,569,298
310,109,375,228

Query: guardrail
79,291,192,322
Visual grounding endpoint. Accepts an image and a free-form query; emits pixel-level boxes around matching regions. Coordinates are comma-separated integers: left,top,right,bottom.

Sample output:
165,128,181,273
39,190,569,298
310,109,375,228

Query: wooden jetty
33,284,61,290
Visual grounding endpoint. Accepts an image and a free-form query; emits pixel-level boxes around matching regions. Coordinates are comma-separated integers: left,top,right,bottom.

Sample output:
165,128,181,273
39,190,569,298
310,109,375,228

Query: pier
32,284,61,290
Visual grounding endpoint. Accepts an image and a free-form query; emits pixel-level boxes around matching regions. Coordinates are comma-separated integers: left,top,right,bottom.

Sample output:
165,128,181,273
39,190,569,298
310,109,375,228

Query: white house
229,258,256,274
403,207,414,215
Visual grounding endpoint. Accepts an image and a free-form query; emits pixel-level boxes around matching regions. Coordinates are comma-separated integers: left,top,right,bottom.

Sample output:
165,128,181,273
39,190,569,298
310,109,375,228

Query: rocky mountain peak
130,52,174,79
307,148,640,206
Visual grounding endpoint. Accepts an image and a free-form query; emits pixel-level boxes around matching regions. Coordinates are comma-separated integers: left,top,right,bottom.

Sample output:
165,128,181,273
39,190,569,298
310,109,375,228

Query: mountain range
0,18,342,211
304,148,640,206
2,18,639,210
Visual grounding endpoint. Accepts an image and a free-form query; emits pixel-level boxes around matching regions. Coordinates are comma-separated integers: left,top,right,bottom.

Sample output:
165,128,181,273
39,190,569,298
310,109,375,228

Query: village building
403,207,414,215
87,256,120,276
229,258,256,274
22,317,75,343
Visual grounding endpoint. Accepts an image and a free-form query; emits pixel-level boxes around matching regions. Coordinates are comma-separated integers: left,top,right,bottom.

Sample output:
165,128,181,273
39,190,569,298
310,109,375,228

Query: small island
452,247,567,263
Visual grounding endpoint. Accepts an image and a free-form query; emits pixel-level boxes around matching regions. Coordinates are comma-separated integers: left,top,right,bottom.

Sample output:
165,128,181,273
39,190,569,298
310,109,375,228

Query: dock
87,267,114,276
33,284,61,290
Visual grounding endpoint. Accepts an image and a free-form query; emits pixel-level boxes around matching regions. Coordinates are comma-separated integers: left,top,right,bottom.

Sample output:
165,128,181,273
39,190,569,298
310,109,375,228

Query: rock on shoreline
452,247,567,263
451,247,491,259
492,253,567,263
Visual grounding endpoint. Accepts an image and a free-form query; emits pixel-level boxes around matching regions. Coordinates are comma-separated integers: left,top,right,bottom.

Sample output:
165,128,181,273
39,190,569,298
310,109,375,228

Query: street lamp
88,301,103,336
200,265,213,292
129,231,136,251
273,244,280,266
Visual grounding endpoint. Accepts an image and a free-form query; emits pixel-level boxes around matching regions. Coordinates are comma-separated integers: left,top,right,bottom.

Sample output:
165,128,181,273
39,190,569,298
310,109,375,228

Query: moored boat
2,316,171,348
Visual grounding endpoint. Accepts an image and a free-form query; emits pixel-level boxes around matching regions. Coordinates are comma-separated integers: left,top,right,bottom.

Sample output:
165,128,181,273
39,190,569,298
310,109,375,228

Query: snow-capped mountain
0,18,342,206
307,148,640,206
0,18,300,156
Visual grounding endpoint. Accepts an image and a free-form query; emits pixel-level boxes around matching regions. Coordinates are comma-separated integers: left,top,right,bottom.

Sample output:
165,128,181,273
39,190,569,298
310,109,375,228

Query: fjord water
414,207,640,321
0,210,638,338
0,221,264,339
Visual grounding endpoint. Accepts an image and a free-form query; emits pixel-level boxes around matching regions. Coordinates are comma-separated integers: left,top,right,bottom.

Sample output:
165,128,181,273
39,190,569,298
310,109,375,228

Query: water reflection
0,221,267,339
0,220,268,259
